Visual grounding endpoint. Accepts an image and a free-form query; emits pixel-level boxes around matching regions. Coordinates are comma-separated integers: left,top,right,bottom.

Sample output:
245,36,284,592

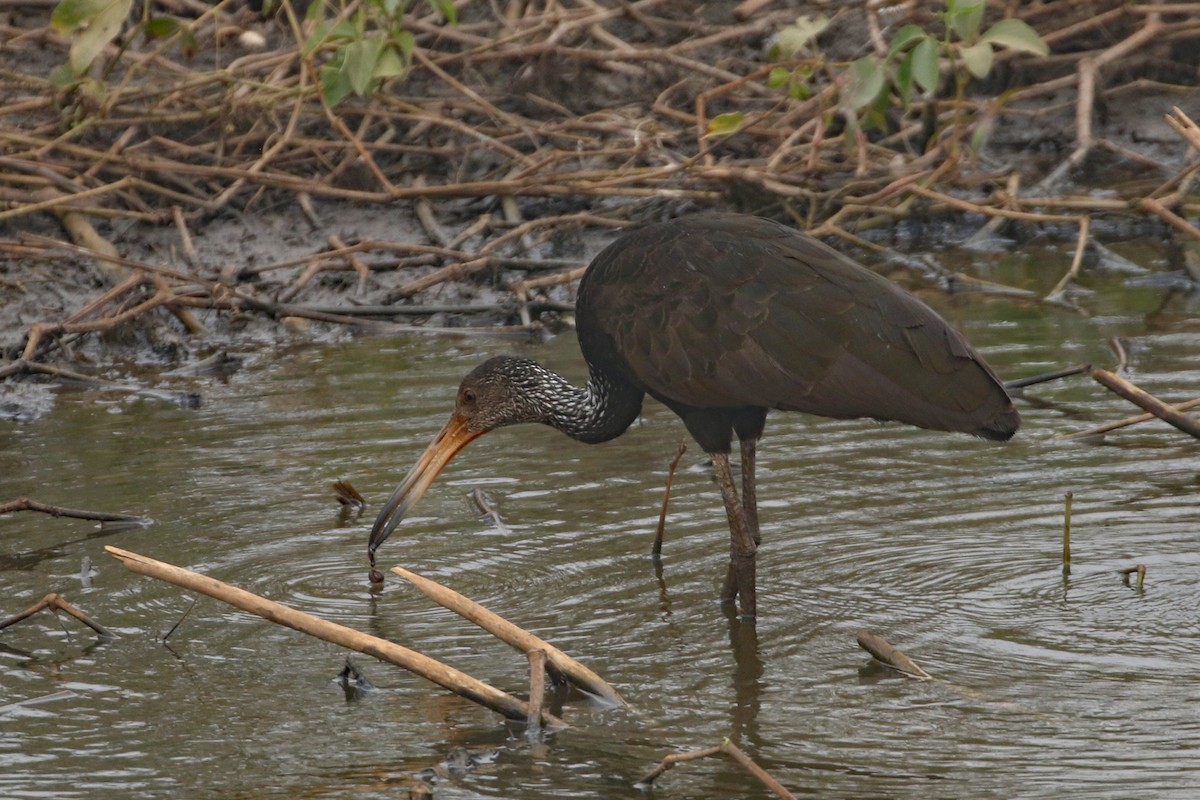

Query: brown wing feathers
578,214,1017,439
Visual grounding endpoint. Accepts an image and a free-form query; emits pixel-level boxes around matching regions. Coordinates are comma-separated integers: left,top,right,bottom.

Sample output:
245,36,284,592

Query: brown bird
368,214,1019,619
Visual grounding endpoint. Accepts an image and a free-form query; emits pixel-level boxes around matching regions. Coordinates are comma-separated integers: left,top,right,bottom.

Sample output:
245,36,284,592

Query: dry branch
105,546,566,727
388,565,626,707
0,496,148,523
0,0,1189,242
1091,370,1200,439
637,739,796,799
0,592,115,639
652,441,688,558
1053,397,1200,441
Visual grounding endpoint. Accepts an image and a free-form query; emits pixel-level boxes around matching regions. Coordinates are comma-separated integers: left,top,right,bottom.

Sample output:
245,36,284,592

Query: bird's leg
739,436,760,546
712,451,757,620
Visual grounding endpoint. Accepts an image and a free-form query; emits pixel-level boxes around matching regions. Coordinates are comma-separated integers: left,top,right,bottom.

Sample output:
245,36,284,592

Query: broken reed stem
0,592,116,639
1062,491,1073,577
855,630,931,679
104,546,565,728
389,565,626,707
1091,369,1200,439
1118,564,1147,590
1045,216,1090,302
637,739,796,800
652,441,688,558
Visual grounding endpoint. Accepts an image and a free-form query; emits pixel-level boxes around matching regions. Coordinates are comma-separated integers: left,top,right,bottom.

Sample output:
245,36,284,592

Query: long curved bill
368,412,483,566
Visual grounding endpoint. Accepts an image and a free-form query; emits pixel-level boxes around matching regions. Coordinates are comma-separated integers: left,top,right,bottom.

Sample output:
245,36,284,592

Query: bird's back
576,214,1018,440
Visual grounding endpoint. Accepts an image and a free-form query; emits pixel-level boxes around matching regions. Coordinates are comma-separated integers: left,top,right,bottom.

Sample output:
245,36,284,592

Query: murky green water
2,247,1198,799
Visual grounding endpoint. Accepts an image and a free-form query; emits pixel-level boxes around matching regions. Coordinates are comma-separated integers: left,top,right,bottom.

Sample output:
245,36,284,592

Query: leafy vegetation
301,0,455,106
47,0,455,106
764,1,1048,149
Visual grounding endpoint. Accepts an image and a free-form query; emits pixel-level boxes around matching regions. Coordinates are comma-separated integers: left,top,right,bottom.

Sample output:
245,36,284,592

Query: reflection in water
652,557,671,620
2,264,1200,798
725,611,763,752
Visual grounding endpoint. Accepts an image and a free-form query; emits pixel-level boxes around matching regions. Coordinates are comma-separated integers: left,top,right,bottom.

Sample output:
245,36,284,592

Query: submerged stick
636,739,796,799
855,631,931,679
0,592,116,639
1062,492,1073,576
652,441,688,558
389,565,626,707
0,496,148,524
105,546,564,727
1091,369,1200,439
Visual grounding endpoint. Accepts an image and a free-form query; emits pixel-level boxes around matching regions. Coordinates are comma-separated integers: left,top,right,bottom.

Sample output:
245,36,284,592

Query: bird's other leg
732,410,766,548
712,451,757,620
739,436,760,546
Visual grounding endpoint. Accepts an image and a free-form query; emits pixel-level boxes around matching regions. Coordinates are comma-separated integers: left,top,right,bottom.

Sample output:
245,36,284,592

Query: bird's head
367,356,550,566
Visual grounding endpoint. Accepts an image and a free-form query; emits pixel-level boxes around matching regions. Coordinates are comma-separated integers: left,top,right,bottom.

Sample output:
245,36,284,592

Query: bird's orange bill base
368,412,483,565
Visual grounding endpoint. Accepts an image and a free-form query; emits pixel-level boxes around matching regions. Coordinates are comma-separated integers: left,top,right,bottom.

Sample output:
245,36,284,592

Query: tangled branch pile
2,0,1198,229
0,0,1199,413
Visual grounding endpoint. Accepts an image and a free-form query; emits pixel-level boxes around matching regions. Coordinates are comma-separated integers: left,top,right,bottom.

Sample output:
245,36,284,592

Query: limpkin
368,213,1019,619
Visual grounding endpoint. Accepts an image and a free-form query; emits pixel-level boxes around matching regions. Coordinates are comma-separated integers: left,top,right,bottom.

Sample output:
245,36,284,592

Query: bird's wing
580,215,1012,435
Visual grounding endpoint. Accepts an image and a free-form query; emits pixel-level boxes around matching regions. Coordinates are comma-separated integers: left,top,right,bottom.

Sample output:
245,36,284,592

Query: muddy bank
2,1,1199,420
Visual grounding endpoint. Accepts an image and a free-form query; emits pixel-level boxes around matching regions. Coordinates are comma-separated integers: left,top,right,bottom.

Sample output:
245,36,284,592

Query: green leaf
970,116,993,154
305,0,328,22
911,37,939,93
959,41,994,79
373,45,408,79
320,59,353,106
142,16,181,39
949,0,984,42
773,14,828,59
181,29,199,58
391,28,415,61
50,62,81,88
980,18,1049,56
302,21,330,56
896,47,915,108
50,0,99,31
59,0,132,74
767,66,790,89
343,37,384,97
429,0,457,25
887,24,927,58
843,56,884,112
706,111,746,137
303,19,356,56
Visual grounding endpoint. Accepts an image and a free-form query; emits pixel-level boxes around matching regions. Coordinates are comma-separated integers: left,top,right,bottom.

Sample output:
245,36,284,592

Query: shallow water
2,245,1199,799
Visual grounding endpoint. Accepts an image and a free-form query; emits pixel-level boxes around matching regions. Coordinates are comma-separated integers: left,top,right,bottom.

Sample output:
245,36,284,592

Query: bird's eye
462,389,476,404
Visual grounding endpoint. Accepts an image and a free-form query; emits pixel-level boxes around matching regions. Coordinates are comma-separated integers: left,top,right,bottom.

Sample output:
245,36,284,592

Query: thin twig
0,592,116,639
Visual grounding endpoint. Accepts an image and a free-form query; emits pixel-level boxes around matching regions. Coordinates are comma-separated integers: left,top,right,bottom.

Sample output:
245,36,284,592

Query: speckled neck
525,362,644,444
